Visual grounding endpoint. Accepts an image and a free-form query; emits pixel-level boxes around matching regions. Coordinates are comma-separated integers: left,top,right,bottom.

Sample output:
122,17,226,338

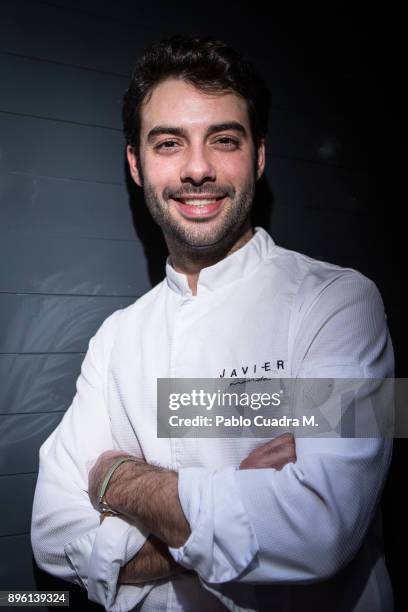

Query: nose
180,144,216,185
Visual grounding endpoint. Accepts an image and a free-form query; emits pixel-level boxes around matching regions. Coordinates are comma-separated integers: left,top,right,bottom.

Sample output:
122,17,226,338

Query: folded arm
31,311,163,612
88,450,190,548
165,273,394,584
164,272,395,584
88,435,297,550
118,534,187,584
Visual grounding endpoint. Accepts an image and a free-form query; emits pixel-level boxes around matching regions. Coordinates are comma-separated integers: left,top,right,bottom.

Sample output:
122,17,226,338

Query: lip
171,195,227,219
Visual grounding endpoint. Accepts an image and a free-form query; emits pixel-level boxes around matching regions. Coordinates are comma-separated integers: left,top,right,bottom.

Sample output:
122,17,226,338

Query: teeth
177,198,222,206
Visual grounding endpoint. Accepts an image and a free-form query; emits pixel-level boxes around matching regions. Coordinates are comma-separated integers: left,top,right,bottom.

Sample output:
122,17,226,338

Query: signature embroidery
220,360,285,377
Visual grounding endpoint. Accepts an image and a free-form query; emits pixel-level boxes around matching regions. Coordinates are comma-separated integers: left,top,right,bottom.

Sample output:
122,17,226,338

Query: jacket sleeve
31,309,155,611
168,271,394,584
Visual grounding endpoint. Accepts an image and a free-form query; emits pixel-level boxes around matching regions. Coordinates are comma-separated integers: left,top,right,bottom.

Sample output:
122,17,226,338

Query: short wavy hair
122,34,272,158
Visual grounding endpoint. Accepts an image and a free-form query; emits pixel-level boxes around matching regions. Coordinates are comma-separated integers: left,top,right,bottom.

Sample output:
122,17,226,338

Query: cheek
217,154,255,184
144,155,180,186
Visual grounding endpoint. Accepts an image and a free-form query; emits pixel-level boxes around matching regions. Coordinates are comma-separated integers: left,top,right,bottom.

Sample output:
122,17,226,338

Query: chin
172,223,240,252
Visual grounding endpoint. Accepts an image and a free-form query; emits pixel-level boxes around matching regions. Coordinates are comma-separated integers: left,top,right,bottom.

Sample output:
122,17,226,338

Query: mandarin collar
165,226,276,296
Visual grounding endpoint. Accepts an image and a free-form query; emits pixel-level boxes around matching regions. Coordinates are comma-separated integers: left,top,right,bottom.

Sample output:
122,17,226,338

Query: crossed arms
88,435,297,584
31,272,394,611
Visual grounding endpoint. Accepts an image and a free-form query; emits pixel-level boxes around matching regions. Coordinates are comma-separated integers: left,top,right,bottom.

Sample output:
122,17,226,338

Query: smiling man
31,35,394,612
128,73,264,290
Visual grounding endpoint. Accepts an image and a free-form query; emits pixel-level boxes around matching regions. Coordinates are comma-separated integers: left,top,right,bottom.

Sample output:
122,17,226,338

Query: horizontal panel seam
5,170,123,187
0,351,86,356
0,531,30,538
0,109,122,132
0,471,38,478
0,291,140,298
0,49,130,78
0,410,66,415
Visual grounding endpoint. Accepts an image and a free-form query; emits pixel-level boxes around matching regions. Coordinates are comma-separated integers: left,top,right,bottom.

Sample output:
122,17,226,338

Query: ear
256,139,266,180
126,145,142,187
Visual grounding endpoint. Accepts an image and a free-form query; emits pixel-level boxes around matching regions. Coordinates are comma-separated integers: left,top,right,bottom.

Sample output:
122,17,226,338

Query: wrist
98,456,144,515
105,461,165,517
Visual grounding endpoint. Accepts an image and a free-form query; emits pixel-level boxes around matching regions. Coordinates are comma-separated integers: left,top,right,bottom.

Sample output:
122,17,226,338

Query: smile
171,196,227,218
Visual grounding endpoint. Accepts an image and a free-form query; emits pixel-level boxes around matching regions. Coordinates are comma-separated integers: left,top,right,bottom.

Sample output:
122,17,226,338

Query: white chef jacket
31,226,395,612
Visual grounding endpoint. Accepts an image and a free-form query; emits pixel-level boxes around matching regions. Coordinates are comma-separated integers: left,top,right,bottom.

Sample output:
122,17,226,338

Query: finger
267,445,297,464
241,444,297,469
265,445,297,464
267,440,296,454
253,434,295,454
265,433,295,447
239,445,296,469
247,439,296,463
239,434,296,467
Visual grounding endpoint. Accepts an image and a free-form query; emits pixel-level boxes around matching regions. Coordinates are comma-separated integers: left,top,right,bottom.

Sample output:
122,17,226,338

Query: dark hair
122,34,272,157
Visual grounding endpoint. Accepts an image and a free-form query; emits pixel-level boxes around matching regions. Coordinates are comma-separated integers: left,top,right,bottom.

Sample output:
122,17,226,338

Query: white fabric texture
31,227,394,611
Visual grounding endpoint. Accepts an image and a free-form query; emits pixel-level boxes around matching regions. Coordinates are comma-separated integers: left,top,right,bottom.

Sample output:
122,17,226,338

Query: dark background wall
0,1,404,610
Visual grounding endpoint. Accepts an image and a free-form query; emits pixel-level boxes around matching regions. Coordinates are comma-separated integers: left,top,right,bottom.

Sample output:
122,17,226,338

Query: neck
166,220,254,296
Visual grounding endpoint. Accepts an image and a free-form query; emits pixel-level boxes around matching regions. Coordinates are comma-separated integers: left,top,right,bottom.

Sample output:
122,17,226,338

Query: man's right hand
239,433,296,470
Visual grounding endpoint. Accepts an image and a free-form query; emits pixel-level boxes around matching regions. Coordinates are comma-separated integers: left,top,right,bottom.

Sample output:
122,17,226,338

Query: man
31,35,394,611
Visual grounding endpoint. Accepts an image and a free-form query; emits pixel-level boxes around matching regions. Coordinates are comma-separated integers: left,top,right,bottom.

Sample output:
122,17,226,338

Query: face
127,78,265,250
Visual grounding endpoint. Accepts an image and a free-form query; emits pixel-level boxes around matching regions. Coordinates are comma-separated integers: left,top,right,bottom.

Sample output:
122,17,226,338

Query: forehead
140,78,250,136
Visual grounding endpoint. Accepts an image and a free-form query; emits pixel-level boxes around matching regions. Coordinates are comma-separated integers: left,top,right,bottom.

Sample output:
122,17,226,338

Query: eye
155,140,180,151
214,137,240,148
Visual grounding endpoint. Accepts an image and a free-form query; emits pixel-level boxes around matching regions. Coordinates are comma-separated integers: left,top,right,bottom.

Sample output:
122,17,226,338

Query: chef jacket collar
165,226,276,296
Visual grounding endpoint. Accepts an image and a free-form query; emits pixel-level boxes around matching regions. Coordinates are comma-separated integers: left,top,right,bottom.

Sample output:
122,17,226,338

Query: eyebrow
146,121,248,144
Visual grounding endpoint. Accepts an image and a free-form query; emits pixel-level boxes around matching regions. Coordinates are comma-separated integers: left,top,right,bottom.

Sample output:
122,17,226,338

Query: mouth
170,195,227,219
